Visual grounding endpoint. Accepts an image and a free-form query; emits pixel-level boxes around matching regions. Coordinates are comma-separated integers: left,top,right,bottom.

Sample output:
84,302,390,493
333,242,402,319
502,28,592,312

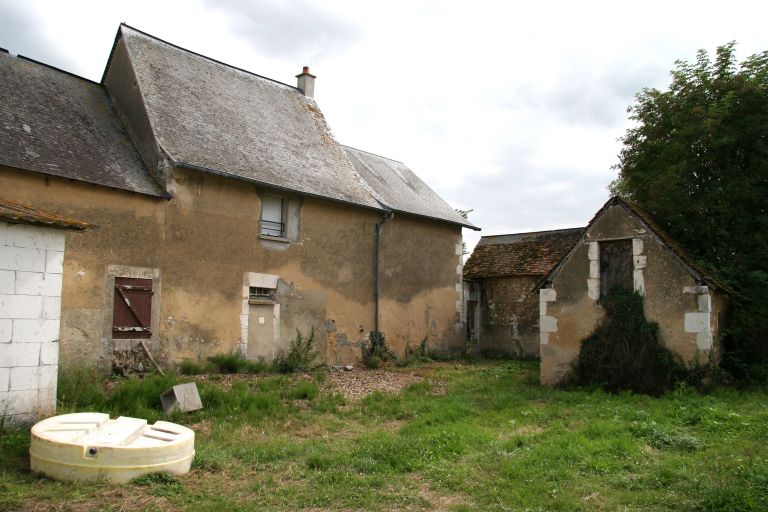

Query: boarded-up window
113,277,153,339
599,240,633,298
261,196,284,238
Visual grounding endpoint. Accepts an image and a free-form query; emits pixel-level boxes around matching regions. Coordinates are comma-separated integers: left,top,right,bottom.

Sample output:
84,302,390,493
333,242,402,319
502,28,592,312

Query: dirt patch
328,366,426,401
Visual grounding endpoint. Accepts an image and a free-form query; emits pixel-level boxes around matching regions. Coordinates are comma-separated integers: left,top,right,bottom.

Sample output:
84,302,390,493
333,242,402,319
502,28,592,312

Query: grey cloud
203,0,361,61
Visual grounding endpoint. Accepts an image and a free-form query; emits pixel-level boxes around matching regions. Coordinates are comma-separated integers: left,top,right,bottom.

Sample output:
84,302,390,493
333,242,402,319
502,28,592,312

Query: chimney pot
296,66,316,98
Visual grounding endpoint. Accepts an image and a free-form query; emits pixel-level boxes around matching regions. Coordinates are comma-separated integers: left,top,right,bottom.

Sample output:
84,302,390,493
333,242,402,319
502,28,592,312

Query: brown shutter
113,277,152,339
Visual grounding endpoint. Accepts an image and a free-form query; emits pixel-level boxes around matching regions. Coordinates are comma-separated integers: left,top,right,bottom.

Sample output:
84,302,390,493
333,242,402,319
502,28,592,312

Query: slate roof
0,198,89,230
113,25,382,211
464,227,584,278
0,50,165,197
343,146,478,229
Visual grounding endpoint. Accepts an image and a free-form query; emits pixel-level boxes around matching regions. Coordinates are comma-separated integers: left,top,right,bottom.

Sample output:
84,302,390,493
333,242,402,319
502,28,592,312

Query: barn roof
111,25,382,211
464,227,585,278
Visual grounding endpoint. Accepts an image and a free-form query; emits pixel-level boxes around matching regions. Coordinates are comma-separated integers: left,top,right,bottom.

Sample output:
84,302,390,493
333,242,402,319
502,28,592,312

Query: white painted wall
0,222,64,425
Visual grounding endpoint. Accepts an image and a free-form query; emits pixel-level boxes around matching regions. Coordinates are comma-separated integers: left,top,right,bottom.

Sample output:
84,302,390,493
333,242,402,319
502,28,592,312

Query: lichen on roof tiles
118,26,382,210
464,227,584,278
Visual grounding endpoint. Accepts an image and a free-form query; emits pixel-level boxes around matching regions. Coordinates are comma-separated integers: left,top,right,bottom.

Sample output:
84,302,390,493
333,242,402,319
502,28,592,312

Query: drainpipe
374,210,395,335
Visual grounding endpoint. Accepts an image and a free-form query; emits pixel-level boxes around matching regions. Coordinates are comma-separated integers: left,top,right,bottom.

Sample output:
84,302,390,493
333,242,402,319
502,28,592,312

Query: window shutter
261,196,284,237
113,277,153,339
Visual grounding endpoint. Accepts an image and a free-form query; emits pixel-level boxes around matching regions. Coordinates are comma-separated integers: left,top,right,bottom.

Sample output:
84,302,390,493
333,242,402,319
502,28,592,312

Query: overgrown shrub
398,338,433,366
362,331,396,368
179,359,210,375
273,328,318,373
574,287,687,396
207,353,268,374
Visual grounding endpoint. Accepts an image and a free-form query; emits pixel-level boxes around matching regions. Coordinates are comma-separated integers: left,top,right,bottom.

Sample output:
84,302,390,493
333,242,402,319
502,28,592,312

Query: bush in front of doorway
273,328,319,373
574,287,687,396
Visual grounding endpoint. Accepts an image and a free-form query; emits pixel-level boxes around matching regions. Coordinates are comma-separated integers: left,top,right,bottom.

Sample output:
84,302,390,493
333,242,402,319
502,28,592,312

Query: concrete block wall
0,222,64,425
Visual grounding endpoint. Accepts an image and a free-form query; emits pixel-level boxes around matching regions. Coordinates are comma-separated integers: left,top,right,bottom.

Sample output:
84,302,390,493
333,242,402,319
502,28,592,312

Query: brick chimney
296,66,316,98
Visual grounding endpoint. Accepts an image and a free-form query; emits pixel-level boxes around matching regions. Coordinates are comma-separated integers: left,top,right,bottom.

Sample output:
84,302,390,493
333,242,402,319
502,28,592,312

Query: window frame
260,194,286,240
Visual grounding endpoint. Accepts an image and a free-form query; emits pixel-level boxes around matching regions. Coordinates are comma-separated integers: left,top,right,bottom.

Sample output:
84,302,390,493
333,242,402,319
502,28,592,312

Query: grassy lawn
1,360,767,511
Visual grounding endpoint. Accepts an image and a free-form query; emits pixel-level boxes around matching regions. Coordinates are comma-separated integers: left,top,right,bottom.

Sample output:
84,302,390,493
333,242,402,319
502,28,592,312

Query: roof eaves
0,199,90,230
174,160,386,213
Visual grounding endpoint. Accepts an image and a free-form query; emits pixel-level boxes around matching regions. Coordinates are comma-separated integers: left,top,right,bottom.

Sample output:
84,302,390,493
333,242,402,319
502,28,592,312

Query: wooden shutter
113,277,152,339
599,240,633,298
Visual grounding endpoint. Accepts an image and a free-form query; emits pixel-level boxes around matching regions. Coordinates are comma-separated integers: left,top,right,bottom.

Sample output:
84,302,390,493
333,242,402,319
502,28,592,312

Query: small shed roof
464,227,584,278
0,198,89,230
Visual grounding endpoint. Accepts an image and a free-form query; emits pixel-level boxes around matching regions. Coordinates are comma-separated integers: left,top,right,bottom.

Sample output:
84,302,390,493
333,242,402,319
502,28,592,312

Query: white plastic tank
30,412,195,483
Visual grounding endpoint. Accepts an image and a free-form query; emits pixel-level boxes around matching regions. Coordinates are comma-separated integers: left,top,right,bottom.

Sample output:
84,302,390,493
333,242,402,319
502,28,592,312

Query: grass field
1,361,767,511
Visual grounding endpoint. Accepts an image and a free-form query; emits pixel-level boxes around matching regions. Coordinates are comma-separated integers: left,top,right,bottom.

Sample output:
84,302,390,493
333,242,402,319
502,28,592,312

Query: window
260,195,285,238
113,277,153,338
599,239,633,298
249,286,276,303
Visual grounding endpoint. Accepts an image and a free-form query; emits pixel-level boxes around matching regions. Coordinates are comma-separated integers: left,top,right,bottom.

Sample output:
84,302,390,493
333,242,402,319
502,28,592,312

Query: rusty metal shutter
113,277,152,339
599,240,633,298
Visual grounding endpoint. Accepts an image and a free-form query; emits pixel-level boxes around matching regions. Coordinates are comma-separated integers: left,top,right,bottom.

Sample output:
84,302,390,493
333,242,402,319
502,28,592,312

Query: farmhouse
538,197,727,385
463,228,583,358
0,24,477,377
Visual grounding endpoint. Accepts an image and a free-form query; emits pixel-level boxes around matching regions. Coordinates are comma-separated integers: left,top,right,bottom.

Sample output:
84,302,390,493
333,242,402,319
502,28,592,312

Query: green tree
612,42,768,381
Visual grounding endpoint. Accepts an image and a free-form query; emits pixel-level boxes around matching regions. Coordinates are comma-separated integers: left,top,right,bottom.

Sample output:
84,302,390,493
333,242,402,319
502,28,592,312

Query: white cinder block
45,250,64,274
241,300,249,315
0,367,9,391
239,314,249,328
0,294,43,319
15,272,62,297
587,242,599,261
0,342,40,367
39,342,59,366
7,224,64,251
698,294,712,313
455,243,463,256
540,315,558,333
0,270,14,294
0,222,7,243
455,264,463,275
539,301,547,316
632,238,644,256
0,245,45,272
539,288,557,302
9,366,38,391
0,389,39,416
42,296,61,320
633,255,647,269
684,312,710,333
38,387,56,416
0,319,11,343
540,331,550,345
12,319,59,343
38,364,58,389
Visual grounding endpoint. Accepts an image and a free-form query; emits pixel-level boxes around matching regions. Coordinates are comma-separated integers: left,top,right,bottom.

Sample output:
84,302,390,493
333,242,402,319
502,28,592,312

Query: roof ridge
3,52,101,86
117,23,301,92
341,144,404,164
481,227,585,239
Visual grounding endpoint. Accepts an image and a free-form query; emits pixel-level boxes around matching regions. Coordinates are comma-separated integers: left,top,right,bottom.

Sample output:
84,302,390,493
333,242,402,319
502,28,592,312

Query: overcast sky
2,1,767,253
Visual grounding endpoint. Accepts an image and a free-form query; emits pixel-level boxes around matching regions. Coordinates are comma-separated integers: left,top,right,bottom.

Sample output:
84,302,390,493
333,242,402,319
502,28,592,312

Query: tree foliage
611,43,768,380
